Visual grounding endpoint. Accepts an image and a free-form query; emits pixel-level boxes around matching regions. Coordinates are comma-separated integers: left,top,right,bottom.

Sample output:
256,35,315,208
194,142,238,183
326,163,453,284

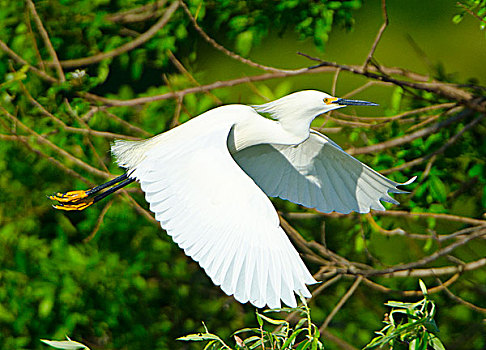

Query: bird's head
253,90,378,122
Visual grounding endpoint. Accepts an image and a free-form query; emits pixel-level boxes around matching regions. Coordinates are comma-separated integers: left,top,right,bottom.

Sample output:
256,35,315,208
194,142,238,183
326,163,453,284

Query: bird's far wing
129,121,316,309
233,130,415,214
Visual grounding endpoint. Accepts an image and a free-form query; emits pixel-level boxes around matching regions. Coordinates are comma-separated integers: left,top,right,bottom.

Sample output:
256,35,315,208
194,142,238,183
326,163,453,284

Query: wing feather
234,129,414,214
122,117,316,308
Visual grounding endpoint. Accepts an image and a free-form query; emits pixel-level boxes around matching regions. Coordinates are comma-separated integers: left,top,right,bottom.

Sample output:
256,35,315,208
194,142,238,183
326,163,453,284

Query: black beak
335,98,379,106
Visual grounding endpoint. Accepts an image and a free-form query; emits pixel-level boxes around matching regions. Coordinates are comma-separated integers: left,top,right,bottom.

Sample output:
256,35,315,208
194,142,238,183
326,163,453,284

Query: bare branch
382,113,485,174
105,0,167,23
319,276,363,332
372,210,486,226
83,200,114,243
0,39,57,83
286,210,486,226
167,50,222,104
438,277,486,313
351,228,486,277
334,103,456,122
363,0,388,68
101,109,152,137
380,257,486,278
342,81,392,98
81,66,335,106
179,0,287,73
298,53,481,110
21,83,140,140
0,106,110,179
363,273,460,296
24,9,45,72
320,330,359,350
1,132,92,185
457,1,486,25
26,0,65,82
347,109,472,155
50,1,179,68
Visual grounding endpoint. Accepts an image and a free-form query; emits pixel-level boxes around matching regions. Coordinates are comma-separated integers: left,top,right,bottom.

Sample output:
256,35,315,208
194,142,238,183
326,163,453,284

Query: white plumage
111,90,414,309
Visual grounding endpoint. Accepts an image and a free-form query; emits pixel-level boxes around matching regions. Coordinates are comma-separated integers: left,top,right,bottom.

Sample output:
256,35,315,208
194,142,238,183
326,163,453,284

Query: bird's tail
111,139,150,170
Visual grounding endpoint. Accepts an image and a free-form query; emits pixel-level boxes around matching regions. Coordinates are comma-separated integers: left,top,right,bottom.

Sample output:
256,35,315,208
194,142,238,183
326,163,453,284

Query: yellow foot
49,190,89,203
52,198,94,211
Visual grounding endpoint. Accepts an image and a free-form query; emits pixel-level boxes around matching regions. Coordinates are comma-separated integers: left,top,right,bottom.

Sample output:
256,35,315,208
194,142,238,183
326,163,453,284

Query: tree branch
363,0,388,68
319,276,363,332
49,1,179,68
0,39,57,83
26,0,65,82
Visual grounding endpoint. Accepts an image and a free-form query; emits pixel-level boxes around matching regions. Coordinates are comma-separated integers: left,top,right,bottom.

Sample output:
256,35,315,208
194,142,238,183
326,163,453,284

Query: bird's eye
323,98,332,105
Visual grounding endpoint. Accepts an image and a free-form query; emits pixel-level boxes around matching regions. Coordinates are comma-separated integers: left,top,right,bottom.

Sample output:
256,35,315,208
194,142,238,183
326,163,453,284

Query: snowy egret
50,90,414,309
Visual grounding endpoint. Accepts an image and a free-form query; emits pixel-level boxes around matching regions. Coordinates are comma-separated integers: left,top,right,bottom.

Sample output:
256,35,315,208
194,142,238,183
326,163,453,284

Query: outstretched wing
125,120,316,309
233,130,415,214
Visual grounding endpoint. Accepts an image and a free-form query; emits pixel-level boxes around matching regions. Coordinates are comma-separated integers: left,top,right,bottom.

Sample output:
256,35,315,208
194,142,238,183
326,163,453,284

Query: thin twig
437,277,486,313
0,39,57,83
21,83,139,140
319,276,363,332
24,9,45,71
334,103,457,122
167,50,222,104
81,66,333,106
105,0,167,23
349,228,486,277
83,200,114,243
321,330,359,350
101,109,151,137
382,113,485,174
457,1,486,25
1,131,92,185
26,0,65,82
50,1,179,68
363,0,388,68
363,273,460,296
347,109,472,155
0,106,110,179
179,0,287,73
373,210,486,226
286,210,486,226
298,53,479,109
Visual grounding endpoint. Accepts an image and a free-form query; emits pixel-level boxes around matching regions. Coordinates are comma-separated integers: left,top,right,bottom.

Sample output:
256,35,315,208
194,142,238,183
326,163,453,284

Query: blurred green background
0,0,485,349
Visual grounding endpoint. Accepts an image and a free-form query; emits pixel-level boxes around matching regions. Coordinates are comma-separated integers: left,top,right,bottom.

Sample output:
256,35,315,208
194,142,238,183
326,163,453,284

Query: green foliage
1,0,485,349
453,1,486,34
179,296,323,350
364,281,446,350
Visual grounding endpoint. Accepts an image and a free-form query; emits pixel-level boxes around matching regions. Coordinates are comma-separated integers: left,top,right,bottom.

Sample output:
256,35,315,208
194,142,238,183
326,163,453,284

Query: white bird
50,90,414,309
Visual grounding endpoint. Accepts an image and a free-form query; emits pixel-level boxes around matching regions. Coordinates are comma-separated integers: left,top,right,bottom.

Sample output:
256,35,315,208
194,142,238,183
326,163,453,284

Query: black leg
90,177,135,204
86,173,128,196
50,173,135,211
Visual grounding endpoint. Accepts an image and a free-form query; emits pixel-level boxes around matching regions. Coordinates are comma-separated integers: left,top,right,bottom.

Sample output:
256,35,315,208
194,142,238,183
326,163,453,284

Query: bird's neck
228,113,310,153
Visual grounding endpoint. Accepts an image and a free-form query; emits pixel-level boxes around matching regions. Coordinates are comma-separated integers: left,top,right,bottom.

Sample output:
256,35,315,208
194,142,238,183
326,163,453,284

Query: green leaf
281,329,306,349
295,339,311,350
40,338,89,350
255,311,264,327
177,333,222,342
428,175,447,202
243,335,261,345
429,335,446,350
203,340,217,350
255,313,288,325
419,280,428,296
452,14,464,24
386,301,415,308
390,86,403,113
233,328,260,335
235,30,254,56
